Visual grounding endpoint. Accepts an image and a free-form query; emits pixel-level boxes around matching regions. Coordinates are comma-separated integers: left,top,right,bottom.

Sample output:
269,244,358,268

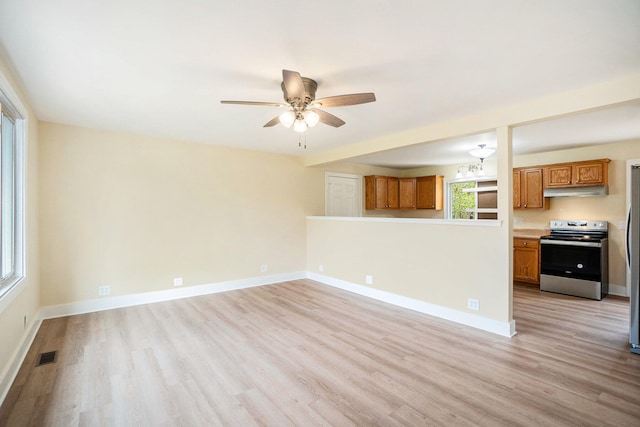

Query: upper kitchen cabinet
416,175,444,210
365,175,399,210
399,178,417,209
544,159,610,188
513,167,547,210
364,174,443,210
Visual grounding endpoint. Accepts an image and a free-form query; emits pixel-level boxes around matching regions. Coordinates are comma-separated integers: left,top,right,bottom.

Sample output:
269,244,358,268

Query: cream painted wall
0,57,40,393
38,122,322,306
306,219,510,323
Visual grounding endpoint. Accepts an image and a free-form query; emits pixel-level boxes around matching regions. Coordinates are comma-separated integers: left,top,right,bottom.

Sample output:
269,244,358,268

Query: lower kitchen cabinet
513,237,540,284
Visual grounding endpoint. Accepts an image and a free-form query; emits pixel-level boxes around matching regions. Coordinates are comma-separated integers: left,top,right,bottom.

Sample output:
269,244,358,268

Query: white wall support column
496,126,515,328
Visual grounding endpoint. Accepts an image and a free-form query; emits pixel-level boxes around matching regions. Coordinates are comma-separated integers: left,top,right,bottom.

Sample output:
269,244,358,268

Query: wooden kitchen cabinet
513,167,547,210
399,178,417,209
365,175,399,210
513,237,540,284
416,175,444,210
365,175,442,210
544,159,610,188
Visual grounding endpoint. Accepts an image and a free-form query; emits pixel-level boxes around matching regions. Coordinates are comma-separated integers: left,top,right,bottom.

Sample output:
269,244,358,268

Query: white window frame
446,176,498,220
0,80,27,311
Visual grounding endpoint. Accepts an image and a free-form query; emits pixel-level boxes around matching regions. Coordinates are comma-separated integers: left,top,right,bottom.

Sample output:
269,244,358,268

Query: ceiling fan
221,69,376,133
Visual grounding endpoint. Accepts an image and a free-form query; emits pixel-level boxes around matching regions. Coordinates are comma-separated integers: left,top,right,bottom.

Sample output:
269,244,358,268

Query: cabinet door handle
524,204,527,208
523,241,527,246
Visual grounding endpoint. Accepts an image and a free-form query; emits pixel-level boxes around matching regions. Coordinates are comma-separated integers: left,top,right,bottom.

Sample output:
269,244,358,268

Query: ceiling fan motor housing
281,77,317,108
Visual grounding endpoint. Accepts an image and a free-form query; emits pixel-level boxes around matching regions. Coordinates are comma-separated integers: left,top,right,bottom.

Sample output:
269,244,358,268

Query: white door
325,173,362,217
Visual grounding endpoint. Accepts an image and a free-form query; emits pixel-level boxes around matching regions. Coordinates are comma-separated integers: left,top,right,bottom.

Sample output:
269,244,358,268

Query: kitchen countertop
513,228,549,239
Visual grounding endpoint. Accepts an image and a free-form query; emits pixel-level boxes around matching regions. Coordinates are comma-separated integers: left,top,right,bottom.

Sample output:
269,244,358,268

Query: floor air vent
36,351,58,366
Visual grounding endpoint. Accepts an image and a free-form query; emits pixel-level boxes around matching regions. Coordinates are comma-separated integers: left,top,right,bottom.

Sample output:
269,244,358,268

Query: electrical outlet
619,221,627,230
261,264,268,273
514,216,525,224
173,277,183,286
319,264,324,272
98,286,110,296
468,298,480,311
365,275,373,285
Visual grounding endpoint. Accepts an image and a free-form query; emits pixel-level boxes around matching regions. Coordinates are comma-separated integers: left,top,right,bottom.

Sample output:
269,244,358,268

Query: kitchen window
0,88,25,304
447,178,498,220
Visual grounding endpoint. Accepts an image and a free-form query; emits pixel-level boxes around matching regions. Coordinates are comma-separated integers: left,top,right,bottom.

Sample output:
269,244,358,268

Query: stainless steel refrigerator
629,165,640,354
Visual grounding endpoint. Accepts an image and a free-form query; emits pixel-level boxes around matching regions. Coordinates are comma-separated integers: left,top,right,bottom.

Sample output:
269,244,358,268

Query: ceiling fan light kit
303,110,320,127
293,118,308,133
221,69,376,138
279,111,295,128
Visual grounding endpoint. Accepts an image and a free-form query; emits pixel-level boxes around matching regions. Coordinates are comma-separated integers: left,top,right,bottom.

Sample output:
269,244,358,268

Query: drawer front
514,238,539,249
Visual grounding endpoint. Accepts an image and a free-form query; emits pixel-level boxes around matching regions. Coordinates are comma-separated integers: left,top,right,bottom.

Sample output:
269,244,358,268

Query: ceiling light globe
304,110,320,127
469,144,495,159
279,111,295,128
293,119,308,133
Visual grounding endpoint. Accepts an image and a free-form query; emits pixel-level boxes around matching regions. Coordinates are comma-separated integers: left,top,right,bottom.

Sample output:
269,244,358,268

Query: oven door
540,239,602,281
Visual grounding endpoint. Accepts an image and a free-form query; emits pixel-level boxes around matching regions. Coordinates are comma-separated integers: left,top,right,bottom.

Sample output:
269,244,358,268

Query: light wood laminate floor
1,280,639,426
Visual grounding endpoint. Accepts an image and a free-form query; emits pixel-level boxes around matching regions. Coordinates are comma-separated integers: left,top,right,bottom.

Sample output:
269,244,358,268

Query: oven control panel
549,220,608,232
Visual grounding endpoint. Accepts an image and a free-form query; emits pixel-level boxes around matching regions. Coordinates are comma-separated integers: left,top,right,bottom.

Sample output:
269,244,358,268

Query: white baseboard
608,283,628,297
307,272,516,338
40,271,306,319
0,313,42,405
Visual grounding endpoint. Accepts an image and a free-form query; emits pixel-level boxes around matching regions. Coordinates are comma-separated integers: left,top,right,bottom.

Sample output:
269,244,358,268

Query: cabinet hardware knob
524,204,527,208
523,242,527,245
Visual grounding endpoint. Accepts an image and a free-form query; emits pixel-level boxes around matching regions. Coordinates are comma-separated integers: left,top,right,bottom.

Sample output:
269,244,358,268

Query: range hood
543,185,608,198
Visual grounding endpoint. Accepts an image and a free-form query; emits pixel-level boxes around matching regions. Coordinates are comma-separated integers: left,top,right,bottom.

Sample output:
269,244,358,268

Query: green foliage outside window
451,181,476,219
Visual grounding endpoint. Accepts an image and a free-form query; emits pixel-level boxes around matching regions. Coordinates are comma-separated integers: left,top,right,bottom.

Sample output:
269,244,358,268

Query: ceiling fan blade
221,100,287,107
282,69,305,102
314,93,376,108
312,108,345,128
263,116,281,127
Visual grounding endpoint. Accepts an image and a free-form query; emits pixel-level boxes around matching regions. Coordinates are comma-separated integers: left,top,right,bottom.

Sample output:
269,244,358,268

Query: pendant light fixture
469,144,495,160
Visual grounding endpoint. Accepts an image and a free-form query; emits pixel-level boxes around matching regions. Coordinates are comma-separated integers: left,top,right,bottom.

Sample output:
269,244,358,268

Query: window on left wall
0,89,25,302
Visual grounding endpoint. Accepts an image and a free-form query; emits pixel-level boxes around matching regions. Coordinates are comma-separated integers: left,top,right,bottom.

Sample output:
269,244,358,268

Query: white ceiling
0,0,639,166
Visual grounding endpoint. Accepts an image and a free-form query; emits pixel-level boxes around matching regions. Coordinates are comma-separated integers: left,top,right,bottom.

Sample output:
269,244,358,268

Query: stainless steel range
540,220,609,300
